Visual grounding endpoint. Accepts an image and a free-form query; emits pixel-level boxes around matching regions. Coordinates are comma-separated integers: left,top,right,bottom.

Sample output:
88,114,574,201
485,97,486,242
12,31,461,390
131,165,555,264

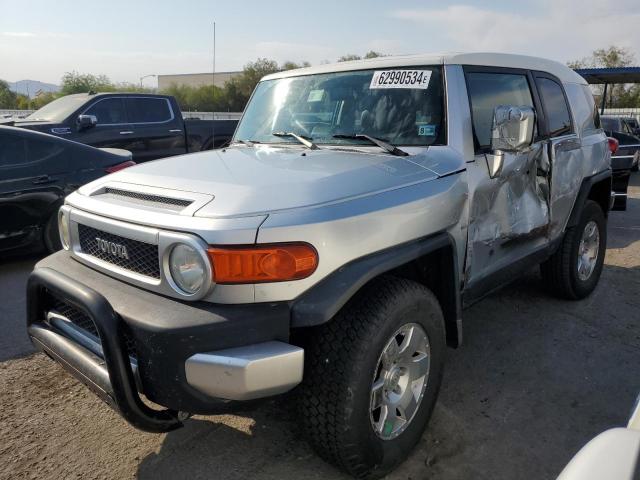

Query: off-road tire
43,211,62,253
540,200,606,299
297,276,446,479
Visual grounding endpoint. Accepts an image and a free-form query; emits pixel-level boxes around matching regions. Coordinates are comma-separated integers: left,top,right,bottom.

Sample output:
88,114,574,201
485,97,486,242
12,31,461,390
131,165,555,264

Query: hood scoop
102,187,194,210
84,181,213,216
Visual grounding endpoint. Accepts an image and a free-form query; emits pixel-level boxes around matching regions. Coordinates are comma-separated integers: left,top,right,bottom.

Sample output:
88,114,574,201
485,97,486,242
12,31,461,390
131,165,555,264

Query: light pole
139,74,156,89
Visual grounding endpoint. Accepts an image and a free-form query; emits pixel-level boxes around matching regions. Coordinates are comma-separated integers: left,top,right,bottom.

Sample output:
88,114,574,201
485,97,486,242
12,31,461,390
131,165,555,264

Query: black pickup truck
4,93,238,163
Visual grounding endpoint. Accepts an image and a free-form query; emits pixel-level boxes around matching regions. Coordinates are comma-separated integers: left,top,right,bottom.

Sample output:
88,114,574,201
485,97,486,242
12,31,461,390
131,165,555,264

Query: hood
84,145,461,218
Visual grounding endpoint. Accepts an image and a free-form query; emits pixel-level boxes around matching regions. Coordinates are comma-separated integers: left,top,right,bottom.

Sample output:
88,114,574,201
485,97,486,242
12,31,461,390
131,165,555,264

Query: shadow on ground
137,261,640,480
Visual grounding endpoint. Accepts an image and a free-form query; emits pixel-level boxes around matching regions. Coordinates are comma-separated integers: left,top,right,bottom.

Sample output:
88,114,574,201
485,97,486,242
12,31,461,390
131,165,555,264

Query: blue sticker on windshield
418,125,436,136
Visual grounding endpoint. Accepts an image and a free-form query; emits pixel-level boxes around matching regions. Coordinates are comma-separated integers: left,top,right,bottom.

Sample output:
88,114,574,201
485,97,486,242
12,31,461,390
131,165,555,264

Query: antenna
211,21,216,149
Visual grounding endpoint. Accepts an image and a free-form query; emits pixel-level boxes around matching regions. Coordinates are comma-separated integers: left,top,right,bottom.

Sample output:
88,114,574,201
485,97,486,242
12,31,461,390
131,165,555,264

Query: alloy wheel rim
577,220,600,281
370,322,430,440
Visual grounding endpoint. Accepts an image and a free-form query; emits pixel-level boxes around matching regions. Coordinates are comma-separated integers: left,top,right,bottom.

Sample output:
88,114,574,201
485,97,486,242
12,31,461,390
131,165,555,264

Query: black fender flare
566,169,612,228
291,232,462,346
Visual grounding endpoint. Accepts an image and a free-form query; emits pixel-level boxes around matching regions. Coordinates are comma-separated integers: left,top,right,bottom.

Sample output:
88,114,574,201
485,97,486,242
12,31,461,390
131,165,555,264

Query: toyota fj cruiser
27,53,612,478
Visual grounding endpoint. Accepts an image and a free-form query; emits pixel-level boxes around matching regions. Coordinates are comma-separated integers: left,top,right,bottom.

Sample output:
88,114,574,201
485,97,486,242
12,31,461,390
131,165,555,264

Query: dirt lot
1,175,639,480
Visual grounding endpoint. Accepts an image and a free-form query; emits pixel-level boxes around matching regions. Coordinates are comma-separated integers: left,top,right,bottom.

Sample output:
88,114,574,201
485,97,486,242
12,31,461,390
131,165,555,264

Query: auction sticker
370,70,432,89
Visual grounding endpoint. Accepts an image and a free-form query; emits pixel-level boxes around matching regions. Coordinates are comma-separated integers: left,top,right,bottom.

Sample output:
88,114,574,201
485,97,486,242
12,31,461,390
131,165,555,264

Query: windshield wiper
333,134,409,156
233,139,255,147
272,131,320,150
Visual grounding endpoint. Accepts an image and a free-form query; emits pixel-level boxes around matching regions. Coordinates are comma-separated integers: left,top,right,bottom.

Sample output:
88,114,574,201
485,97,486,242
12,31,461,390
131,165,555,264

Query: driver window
466,72,534,150
84,98,127,125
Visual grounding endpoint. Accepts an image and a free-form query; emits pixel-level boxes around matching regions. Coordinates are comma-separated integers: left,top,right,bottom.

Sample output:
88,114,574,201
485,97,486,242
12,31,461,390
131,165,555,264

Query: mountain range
10,80,60,97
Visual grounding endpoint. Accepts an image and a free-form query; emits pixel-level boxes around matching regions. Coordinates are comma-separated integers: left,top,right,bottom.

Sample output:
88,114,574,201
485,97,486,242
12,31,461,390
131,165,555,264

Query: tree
568,46,639,108
30,91,57,109
364,51,384,59
338,54,361,62
0,79,18,108
569,46,634,69
60,72,115,95
281,61,311,71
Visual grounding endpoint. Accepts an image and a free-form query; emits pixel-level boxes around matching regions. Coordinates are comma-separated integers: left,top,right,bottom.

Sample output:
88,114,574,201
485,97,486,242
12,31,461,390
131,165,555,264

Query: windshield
234,66,445,147
24,95,88,122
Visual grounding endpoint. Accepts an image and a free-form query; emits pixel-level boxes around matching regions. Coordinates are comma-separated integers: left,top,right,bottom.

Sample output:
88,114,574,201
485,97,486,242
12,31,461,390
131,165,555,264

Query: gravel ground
1,175,638,480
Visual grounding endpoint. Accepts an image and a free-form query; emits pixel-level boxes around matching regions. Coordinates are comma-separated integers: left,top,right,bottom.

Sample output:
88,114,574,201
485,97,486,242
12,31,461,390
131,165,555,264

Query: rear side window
27,137,64,163
536,77,572,137
125,98,172,123
85,98,127,125
0,134,27,168
466,72,534,149
580,85,600,131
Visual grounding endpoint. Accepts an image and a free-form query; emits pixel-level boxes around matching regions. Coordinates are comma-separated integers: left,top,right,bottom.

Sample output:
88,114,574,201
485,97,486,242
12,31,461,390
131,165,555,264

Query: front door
463,68,551,295
74,97,136,151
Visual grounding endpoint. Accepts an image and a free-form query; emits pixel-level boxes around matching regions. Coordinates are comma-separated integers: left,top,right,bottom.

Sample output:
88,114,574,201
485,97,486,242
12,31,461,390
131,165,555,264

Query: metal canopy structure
574,67,640,114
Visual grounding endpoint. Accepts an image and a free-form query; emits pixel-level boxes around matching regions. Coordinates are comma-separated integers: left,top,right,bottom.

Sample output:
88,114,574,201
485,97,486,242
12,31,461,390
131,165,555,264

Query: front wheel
540,200,606,299
297,276,446,479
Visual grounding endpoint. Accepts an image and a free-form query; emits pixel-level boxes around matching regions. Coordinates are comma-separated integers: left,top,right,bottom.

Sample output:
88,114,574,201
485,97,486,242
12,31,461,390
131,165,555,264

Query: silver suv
27,52,612,478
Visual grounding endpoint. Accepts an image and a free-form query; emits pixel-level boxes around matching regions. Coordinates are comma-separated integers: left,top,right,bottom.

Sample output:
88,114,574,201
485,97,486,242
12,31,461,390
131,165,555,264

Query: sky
1,0,640,86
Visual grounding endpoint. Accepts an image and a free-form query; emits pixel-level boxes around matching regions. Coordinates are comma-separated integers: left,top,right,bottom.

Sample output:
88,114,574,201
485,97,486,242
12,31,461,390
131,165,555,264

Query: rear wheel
298,276,445,479
540,200,606,299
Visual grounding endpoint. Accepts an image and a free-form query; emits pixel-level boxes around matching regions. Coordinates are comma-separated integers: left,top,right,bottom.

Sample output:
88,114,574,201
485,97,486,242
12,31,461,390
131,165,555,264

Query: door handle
33,175,54,185
169,129,182,133
119,131,134,135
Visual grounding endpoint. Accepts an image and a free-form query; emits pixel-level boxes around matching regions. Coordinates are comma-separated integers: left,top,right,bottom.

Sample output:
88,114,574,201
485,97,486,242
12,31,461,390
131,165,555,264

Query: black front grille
78,224,160,279
50,298,138,359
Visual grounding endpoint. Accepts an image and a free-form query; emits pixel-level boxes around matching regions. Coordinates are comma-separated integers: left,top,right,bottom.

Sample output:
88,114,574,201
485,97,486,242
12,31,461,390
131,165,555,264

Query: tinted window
466,72,534,149
85,98,127,124
536,77,571,136
27,137,64,162
600,117,619,132
0,134,27,168
126,98,172,123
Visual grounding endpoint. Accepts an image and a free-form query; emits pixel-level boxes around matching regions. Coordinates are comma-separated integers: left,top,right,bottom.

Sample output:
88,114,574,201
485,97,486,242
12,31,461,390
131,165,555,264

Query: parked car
557,394,640,479
601,115,640,172
0,125,134,253
3,93,238,163
27,53,612,479
608,137,633,210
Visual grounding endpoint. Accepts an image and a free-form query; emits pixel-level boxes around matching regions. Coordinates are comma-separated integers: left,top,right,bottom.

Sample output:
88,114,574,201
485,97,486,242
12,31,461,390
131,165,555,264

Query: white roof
262,52,586,85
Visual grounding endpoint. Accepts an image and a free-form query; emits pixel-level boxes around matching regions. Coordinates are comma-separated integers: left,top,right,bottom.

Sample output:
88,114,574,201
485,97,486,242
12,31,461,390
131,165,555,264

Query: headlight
169,244,207,294
58,209,70,250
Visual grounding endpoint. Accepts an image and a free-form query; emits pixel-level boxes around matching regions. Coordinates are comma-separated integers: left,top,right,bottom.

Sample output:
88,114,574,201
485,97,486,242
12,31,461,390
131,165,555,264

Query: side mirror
490,105,535,153
77,114,97,130
485,105,535,178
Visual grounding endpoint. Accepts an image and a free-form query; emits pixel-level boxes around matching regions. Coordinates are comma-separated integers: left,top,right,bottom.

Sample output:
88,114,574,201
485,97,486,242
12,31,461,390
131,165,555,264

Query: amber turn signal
207,243,318,284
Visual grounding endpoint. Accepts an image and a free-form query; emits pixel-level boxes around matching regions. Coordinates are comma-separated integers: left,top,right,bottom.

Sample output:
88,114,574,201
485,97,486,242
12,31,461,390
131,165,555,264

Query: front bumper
27,251,302,432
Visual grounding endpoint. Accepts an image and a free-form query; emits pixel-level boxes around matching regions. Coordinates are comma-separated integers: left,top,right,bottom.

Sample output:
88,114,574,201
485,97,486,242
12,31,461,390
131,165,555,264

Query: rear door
532,73,582,239
463,67,551,292
0,131,67,250
123,97,186,162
